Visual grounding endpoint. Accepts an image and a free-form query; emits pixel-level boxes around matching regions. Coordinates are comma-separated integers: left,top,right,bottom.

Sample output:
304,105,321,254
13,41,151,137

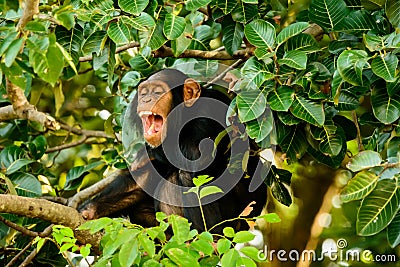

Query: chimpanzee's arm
79,168,151,220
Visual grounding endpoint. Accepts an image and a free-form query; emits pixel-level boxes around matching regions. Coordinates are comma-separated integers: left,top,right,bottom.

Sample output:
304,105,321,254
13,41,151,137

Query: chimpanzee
80,69,267,232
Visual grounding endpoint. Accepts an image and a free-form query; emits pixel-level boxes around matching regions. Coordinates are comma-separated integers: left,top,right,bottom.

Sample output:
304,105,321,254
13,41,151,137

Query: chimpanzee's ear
183,78,201,107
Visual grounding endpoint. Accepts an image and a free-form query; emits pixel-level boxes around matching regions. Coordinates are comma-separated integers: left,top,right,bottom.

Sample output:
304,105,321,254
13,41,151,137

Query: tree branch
17,0,40,30
153,46,253,60
0,105,18,121
0,216,39,237
5,79,60,130
0,195,100,247
68,169,123,209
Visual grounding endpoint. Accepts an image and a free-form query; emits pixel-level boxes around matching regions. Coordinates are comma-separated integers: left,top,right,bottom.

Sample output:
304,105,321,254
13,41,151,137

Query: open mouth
139,111,164,137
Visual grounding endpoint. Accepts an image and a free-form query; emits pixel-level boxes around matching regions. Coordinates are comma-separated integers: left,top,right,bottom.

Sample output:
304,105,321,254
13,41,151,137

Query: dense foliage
0,0,400,265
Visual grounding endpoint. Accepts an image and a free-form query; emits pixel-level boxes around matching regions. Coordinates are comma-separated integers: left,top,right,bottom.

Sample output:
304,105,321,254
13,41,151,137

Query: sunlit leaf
337,50,369,86
346,150,382,172
371,86,400,124
291,95,325,126
371,54,398,82
119,0,149,15
387,212,400,248
386,0,400,28
244,19,276,49
236,90,267,122
267,86,294,111
278,50,307,70
309,0,349,30
276,22,309,46
340,171,378,202
163,14,186,40
357,179,400,236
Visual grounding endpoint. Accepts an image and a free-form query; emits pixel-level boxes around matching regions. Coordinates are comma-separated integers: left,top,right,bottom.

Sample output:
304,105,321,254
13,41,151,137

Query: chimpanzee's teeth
139,111,153,117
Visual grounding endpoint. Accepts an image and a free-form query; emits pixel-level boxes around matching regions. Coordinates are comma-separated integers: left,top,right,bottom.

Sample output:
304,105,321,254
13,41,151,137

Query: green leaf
336,91,360,111
346,151,382,172
241,57,273,88
119,0,149,15
78,217,114,233
193,175,213,187
0,31,18,57
386,0,400,28
287,33,320,53
361,0,385,10
4,38,23,67
107,20,130,44
199,186,224,199
144,23,167,50
267,86,294,110
217,0,237,14
279,125,308,164
221,248,240,267
171,22,193,57
246,111,274,142
82,31,107,56
217,238,231,254
222,16,244,56
163,14,186,40
170,215,191,244
266,165,293,206
123,13,155,31
257,213,281,223
337,10,378,31
337,50,369,86
191,240,214,256
291,95,325,126
185,0,211,11
231,2,258,23
236,90,267,122
233,231,255,243
371,86,400,124
12,172,42,197
104,229,137,256
223,227,235,238
139,234,156,257
387,212,400,248
387,77,400,97
364,34,384,52
318,129,344,156
357,179,400,236
276,22,309,46
244,19,276,49
278,50,307,70
65,161,103,190
165,248,200,267
371,54,398,82
340,171,378,202
119,240,139,267
240,246,264,261
309,0,349,30
6,159,35,175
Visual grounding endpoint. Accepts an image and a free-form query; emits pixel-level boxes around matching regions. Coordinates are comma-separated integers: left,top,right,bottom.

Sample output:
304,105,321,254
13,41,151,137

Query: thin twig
46,136,88,153
0,216,39,237
204,59,244,89
59,123,112,138
18,225,53,267
352,110,363,151
68,169,123,209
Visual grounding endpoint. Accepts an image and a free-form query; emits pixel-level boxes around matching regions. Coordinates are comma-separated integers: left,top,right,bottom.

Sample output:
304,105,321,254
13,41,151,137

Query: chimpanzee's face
137,80,173,147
